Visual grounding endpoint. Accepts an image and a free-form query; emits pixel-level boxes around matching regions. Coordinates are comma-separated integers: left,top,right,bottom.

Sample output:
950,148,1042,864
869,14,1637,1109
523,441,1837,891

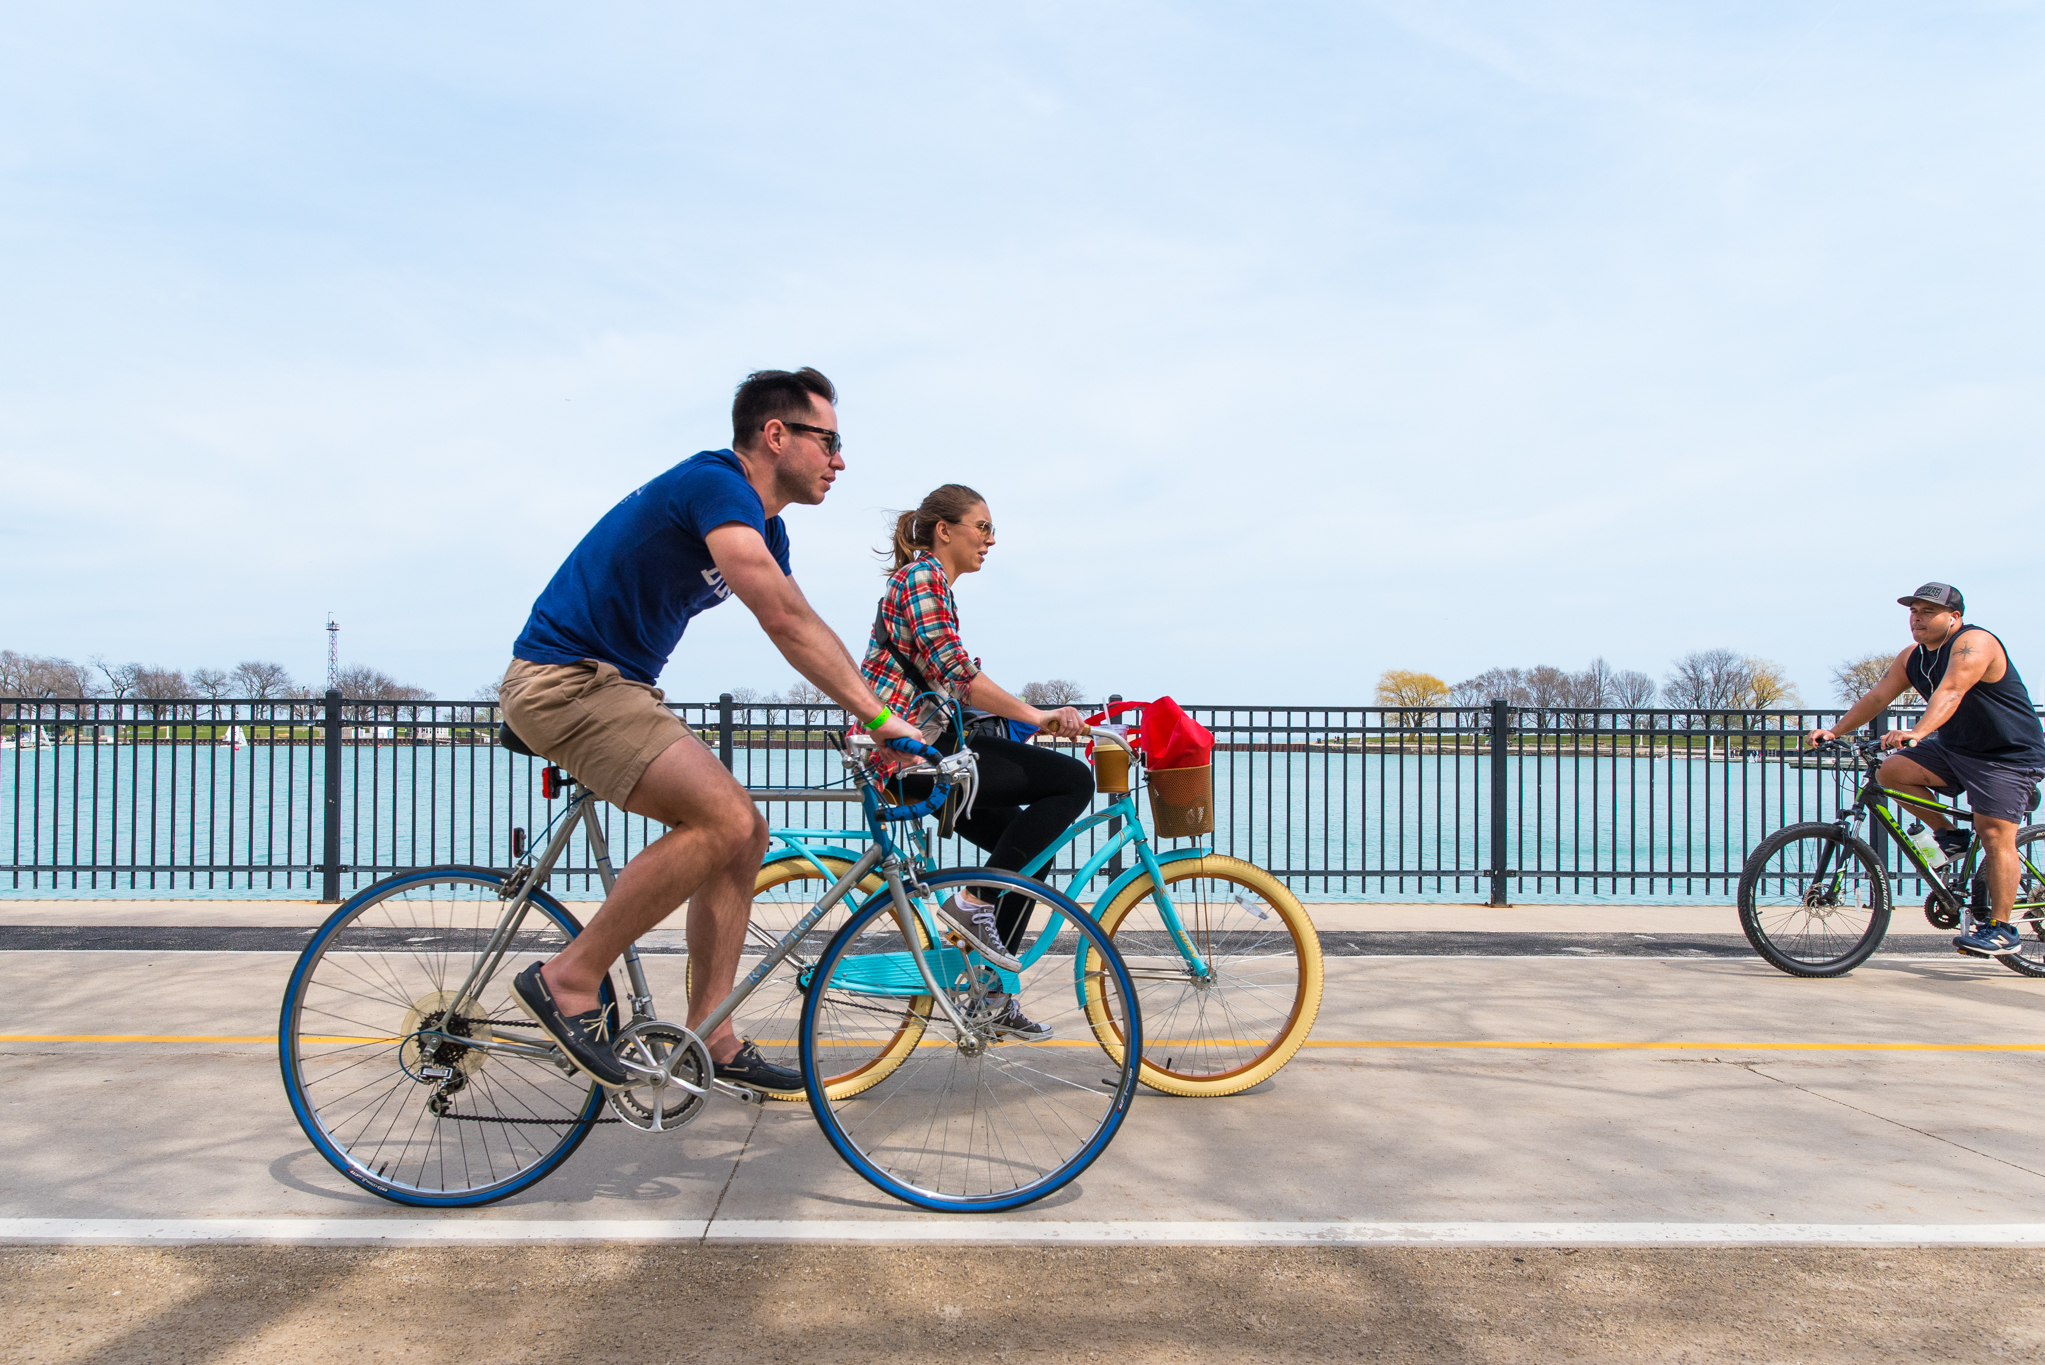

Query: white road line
4,1219,2044,1247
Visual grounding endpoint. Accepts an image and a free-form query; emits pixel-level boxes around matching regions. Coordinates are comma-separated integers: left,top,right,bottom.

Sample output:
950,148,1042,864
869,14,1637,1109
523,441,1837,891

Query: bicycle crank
607,1021,715,1132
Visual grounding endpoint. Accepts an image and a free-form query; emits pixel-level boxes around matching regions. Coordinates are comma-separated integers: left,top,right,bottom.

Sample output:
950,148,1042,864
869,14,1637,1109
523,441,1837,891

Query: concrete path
8,902,2045,1361
4,918,2043,1239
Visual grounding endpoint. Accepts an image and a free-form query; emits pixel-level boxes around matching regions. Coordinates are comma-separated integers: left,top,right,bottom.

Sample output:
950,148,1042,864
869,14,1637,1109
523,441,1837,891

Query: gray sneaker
985,996,1053,1042
936,893,1022,972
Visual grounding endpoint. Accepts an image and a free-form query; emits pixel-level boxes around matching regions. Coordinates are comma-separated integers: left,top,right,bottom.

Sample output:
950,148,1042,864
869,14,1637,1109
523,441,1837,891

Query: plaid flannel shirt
861,552,980,727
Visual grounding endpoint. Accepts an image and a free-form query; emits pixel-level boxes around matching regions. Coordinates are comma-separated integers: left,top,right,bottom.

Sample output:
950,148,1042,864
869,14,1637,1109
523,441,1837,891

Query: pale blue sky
4,3,2042,704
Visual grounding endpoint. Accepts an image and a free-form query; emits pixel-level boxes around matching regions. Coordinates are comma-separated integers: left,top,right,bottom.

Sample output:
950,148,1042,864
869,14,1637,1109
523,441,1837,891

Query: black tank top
1904,624,2045,763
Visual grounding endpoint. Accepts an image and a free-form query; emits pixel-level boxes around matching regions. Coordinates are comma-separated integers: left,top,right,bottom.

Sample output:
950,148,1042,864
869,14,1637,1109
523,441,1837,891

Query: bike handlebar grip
876,780,951,822
884,736,943,761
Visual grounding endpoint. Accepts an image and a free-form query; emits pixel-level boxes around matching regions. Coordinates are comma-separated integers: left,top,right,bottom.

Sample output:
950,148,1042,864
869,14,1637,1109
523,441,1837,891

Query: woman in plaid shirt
862,484,1094,1038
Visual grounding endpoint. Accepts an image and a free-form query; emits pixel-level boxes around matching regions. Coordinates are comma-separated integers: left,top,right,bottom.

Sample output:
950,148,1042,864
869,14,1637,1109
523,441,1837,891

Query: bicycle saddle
496,722,541,758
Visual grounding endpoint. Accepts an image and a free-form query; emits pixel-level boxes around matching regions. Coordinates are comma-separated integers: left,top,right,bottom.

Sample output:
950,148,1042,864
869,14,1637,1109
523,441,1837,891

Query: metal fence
1,694,2006,902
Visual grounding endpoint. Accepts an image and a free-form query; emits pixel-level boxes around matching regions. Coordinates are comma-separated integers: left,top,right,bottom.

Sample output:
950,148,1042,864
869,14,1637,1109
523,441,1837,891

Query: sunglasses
783,421,842,457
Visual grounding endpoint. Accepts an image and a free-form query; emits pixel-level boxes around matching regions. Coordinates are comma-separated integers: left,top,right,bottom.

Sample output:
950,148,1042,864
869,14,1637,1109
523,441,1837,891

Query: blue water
1,741,1876,902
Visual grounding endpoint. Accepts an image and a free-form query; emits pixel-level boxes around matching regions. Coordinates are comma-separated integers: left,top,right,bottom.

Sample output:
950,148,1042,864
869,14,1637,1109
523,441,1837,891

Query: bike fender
761,845,866,880
1095,846,1211,908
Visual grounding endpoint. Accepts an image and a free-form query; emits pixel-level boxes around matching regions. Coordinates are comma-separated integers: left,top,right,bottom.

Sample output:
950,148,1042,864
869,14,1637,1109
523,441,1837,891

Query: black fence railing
2,694,2014,902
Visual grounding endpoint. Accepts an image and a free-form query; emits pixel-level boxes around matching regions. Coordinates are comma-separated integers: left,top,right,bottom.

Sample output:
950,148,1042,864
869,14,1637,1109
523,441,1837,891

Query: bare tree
728,685,766,704
99,663,190,724
1611,669,1657,708
333,663,408,698
91,657,142,700
1571,658,1617,708
1665,649,1752,710
473,679,504,702
1020,679,1086,707
1523,665,1572,710
132,665,189,696
1831,650,1895,704
1,651,93,698
1450,667,1528,708
231,660,296,699
191,667,232,699
781,679,831,725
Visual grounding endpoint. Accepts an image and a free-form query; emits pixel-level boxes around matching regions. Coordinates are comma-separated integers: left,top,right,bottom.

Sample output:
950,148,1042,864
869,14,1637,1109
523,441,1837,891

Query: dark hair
884,483,985,572
731,368,837,449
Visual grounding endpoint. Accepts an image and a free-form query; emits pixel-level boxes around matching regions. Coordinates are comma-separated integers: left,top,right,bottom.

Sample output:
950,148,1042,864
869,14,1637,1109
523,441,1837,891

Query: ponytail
881,483,985,572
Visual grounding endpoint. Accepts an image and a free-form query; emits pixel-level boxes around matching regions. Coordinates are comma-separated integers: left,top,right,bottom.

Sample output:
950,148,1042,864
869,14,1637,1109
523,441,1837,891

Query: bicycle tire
1092,855,1323,1096
677,853,886,1101
799,868,1141,1212
1997,824,2045,978
279,867,610,1207
1738,823,1891,977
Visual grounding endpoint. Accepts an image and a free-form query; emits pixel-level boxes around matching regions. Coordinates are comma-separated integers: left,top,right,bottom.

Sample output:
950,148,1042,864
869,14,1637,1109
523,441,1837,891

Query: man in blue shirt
499,368,918,1091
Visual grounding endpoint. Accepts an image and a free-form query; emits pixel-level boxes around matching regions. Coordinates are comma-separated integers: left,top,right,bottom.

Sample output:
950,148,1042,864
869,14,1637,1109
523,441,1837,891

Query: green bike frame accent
1859,779,2045,913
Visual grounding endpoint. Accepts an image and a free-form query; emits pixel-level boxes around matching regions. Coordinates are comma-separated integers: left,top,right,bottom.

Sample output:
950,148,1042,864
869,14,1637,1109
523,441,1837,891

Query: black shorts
1899,738,2045,823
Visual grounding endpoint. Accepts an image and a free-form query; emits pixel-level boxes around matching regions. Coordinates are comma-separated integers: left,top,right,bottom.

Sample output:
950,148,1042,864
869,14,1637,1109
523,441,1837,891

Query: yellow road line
4,1035,2041,1053
1297,1039,2045,1053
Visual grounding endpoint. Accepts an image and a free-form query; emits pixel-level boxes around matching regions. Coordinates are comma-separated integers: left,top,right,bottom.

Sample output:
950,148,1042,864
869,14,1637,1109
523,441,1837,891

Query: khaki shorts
499,658,698,807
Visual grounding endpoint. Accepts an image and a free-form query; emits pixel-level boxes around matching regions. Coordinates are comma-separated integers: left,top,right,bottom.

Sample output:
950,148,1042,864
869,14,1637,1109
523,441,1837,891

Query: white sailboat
224,724,247,751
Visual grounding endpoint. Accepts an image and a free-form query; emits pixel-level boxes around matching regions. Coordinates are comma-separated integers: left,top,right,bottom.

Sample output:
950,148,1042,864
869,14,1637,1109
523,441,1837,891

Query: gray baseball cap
1898,581,1965,613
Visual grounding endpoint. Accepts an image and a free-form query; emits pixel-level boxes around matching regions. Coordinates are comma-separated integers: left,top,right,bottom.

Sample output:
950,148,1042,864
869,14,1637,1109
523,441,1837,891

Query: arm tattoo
1956,643,1977,660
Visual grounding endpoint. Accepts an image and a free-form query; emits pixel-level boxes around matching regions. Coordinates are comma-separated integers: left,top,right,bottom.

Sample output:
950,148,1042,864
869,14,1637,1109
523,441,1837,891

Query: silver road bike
278,733,1143,1213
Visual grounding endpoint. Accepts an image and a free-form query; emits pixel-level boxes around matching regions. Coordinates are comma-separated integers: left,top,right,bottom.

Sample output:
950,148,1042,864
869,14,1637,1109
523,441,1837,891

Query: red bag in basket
1136,696,1212,770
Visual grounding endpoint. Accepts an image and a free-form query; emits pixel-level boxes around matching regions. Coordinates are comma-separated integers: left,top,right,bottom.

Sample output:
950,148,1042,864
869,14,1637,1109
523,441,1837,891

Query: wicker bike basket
1147,763,1214,837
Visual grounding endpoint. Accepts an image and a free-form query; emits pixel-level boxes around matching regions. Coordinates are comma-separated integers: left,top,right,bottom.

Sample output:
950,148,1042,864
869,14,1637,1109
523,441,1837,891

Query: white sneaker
936,893,1022,972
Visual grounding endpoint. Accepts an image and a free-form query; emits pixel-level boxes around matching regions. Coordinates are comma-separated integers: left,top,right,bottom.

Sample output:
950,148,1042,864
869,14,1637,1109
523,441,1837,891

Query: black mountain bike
1737,736,2045,978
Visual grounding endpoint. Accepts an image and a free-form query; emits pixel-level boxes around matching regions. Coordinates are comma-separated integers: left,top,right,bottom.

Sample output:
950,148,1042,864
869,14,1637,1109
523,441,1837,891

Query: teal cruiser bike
736,722,1323,1099
278,733,1142,1212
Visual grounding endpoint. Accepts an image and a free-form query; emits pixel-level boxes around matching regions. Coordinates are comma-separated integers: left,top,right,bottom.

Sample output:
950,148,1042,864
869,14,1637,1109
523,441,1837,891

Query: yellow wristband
863,706,893,732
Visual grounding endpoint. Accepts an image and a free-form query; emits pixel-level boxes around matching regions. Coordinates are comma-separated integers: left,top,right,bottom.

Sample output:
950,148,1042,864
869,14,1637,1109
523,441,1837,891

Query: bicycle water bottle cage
540,766,568,800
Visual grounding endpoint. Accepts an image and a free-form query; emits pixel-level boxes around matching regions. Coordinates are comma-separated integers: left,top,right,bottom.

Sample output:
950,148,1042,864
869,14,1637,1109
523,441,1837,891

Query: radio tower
326,615,340,692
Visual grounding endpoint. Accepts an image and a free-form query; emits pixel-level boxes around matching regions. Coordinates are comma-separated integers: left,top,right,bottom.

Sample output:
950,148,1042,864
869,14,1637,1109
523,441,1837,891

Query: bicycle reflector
540,766,566,800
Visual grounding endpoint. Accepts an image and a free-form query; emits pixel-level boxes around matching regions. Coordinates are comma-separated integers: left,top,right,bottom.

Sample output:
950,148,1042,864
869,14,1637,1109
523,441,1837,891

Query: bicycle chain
429,1014,625,1124
437,1110,620,1125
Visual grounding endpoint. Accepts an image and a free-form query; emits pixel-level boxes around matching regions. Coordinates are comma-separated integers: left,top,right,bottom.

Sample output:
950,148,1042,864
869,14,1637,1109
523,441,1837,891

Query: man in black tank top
1809,582,2045,957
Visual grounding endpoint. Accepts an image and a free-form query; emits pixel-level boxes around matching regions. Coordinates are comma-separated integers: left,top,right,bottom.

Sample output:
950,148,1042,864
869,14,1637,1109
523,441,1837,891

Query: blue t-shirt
513,449,791,685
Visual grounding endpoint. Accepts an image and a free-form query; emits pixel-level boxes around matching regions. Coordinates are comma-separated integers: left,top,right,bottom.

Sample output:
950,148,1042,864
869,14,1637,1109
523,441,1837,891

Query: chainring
607,1021,712,1133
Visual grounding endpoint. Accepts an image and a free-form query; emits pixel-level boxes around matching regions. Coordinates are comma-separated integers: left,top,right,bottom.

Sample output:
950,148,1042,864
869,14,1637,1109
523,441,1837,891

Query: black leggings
903,734,1094,952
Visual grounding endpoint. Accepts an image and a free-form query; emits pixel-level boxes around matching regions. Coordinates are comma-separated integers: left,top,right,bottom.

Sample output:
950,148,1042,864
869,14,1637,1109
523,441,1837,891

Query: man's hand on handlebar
1806,727,1840,748
871,712,922,746
841,712,924,773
